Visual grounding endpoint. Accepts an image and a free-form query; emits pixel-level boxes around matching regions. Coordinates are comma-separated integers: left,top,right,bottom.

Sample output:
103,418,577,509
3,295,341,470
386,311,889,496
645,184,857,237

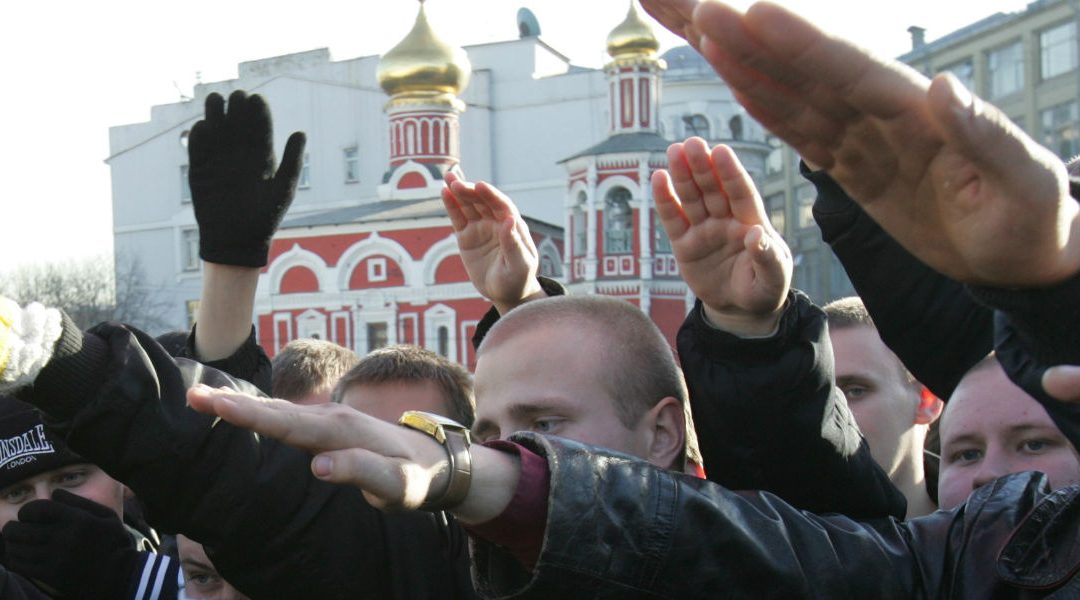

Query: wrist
451,444,520,524
701,302,785,337
493,280,547,316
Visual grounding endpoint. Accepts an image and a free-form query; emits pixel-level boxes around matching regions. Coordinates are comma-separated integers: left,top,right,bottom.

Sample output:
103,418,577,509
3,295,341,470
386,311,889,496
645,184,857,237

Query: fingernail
759,235,770,252
313,455,333,477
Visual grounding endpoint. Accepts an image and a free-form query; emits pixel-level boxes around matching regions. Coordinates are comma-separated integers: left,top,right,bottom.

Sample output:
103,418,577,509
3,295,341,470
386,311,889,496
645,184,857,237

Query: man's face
339,381,451,424
472,321,650,459
0,463,124,528
177,534,252,600
938,362,1080,509
830,326,922,476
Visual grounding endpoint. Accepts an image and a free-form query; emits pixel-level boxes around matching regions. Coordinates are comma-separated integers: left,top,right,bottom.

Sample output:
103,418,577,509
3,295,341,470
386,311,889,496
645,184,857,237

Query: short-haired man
824,297,942,517
0,396,178,599
270,339,358,404
176,534,250,600
938,356,1080,509
471,295,689,471
332,344,475,427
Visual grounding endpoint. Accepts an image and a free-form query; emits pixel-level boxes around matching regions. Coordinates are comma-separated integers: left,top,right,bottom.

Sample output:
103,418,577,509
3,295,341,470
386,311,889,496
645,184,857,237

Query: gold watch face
399,410,459,444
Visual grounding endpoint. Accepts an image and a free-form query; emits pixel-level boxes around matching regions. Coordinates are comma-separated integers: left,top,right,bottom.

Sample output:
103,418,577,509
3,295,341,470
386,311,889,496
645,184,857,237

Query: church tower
561,1,689,345
376,1,471,200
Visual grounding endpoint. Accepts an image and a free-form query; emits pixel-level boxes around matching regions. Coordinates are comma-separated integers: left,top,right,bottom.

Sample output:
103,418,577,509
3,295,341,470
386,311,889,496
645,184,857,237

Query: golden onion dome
606,1,660,58
377,2,471,97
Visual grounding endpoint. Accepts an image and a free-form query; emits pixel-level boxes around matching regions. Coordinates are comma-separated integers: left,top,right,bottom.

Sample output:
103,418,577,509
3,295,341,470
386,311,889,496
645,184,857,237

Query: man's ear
641,397,686,470
915,386,943,425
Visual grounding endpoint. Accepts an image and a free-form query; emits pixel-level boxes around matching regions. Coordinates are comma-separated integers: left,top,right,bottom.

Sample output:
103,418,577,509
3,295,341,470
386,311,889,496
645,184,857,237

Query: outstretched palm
654,139,791,332
441,172,542,312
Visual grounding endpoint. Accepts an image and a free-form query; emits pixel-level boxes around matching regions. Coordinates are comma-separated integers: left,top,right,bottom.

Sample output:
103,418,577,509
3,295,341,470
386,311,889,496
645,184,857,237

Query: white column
585,160,598,281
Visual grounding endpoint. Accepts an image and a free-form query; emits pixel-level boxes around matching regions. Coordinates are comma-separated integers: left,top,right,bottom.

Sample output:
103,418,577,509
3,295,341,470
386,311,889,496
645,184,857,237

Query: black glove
188,89,306,267
2,489,138,599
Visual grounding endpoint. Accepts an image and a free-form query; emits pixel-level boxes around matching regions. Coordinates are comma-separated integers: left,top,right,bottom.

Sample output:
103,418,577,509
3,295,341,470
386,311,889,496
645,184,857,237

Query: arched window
728,115,744,141
573,191,587,257
654,209,672,253
682,114,710,138
437,326,449,357
604,187,633,255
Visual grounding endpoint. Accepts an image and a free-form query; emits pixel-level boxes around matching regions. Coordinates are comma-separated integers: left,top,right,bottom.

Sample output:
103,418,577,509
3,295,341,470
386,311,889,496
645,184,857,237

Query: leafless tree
0,253,173,333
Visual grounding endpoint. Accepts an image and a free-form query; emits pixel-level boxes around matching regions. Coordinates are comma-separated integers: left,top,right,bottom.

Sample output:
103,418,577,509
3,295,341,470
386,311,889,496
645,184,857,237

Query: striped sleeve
130,553,180,600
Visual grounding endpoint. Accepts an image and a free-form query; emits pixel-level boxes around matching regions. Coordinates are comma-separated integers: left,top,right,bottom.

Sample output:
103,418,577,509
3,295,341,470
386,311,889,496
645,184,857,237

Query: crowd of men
0,0,1078,597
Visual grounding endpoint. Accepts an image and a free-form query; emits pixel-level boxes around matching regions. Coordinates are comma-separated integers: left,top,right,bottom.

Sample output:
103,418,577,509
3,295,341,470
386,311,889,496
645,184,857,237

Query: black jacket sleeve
806,164,993,399
18,318,474,600
175,324,272,395
968,269,1080,453
472,434,1072,599
678,291,906,519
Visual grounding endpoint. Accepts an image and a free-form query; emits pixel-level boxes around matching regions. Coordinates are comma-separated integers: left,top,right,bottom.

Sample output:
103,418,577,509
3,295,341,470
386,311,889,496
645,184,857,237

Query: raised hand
188,90,306,268
653,138,791,335
441,172,545,315
683,1,1080,287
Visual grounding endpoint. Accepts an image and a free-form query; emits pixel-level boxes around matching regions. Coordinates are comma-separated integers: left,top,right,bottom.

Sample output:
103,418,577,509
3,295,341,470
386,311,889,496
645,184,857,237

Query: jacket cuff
686,290,813,363
472,276,567,350
968,269,1080,366
802,161,860,233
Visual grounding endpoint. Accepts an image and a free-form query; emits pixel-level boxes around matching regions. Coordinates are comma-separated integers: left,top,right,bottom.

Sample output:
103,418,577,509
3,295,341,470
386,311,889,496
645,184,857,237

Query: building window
941,59,975,93
180,165,191,203
437,326,449,357
367,257,387,282
765,192,786,234
1041,100,1080,159
1041,21,1078,80
603,187,633,254
653,210,672,253
573,192,587,257
682,114,710,138
299,152,311,188
540,254,557,277
186,300,200,328
367,322,388,352
796,185,816,229
728,115,743,141
765,136,784,176
181,228,200,272
344,146,359,183
987,41,1024,99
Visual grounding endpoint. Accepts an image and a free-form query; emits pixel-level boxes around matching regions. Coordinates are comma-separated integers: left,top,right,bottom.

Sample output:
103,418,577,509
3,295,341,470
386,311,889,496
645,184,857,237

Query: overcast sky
0,0,1027,272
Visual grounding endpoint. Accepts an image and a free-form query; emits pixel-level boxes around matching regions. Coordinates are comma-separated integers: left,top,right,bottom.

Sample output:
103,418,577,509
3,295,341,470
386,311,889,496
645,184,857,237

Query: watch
398,410,473,511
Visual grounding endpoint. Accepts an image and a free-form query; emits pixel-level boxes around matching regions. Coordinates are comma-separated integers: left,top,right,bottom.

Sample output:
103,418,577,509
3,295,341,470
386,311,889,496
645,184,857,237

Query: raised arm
806,164,992,399
185,384,1063,598
183,90,305,388
653,138,904,518
0,299,474,599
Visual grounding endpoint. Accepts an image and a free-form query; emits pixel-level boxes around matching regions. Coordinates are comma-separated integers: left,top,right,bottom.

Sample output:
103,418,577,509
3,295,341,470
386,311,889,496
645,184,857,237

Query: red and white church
255,3,689,369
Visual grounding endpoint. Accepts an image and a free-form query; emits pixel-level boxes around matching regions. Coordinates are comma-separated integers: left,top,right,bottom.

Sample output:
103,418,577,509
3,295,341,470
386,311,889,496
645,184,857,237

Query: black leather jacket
473,433,1080,599
20,318,475,600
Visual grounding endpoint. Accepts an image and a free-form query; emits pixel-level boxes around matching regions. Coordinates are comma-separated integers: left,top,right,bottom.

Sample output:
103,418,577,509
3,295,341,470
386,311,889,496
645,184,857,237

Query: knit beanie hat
0,395,84,491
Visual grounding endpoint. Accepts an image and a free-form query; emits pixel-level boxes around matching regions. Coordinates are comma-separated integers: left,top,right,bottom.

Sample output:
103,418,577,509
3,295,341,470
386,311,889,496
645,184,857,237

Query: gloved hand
2,489,138,599
188,90,306,267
